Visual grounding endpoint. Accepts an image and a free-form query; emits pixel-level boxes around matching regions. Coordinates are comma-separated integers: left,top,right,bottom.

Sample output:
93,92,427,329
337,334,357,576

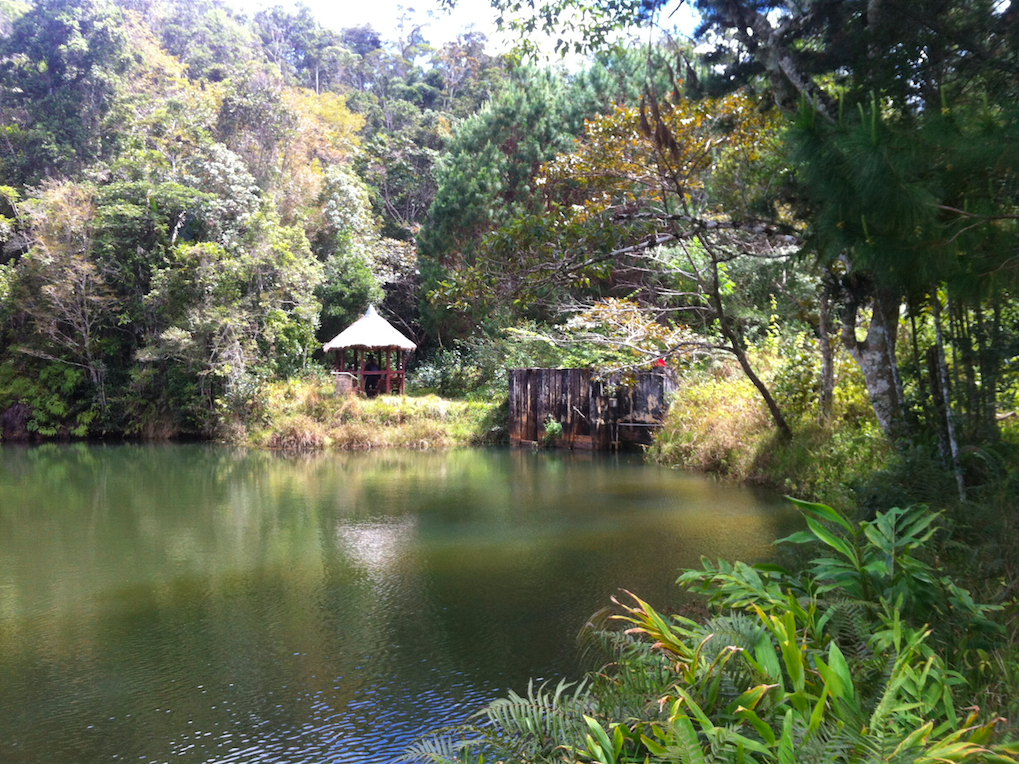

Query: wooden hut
508,368,676,450
323,305,417,395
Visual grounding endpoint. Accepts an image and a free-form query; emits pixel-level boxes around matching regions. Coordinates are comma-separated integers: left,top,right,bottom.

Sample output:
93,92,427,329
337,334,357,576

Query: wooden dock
508,368,675,450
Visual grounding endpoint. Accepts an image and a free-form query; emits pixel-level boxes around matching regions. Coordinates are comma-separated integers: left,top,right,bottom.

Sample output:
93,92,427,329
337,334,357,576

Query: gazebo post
384,349,392,394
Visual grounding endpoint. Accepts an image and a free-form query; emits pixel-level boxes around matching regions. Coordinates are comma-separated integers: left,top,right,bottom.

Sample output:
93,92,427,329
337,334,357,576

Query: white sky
225,0,700,54
229,0,512,48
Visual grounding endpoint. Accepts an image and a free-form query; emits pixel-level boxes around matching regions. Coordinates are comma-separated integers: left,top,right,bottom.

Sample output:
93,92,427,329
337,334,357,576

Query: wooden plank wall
509,369,675,450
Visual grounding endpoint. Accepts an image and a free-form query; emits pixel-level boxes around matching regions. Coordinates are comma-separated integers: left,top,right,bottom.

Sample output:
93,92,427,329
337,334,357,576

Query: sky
229,0,512,48
225,0,700,53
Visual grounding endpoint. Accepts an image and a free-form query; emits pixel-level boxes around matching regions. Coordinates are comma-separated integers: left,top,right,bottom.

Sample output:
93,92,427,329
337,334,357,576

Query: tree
0,0,129,184
11,182,114,407
689,1,1019,451
0,0,423,435
466,0,1019,452
437,89,797,436
138,214,323,430
419,68,587,264
251,4,317,84
433,31,505,115
311,166,384,340
153,0,259,82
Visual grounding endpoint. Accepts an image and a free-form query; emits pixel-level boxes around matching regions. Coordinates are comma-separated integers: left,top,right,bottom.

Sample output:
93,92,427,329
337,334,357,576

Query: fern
793,711,870,764
698,612,770,670
480,678,592,757
397,727,487,764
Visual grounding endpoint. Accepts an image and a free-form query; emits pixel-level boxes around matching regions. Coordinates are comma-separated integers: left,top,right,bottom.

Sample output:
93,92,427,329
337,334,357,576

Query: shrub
648,347,888,508
0,358,99,437
648,364,771,479
407,324,643,400
541,415,563,446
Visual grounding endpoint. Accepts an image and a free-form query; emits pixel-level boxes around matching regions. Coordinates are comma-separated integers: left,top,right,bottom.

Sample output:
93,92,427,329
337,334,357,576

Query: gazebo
322,305,417,395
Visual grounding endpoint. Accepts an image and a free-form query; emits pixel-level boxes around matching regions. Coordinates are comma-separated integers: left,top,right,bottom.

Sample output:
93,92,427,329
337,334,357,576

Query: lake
0,444,799,763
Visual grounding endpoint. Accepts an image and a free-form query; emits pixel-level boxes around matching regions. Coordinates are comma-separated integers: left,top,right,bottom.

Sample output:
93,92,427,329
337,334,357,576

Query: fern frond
397,726,488,764
794,711,871,764
479,678,593,757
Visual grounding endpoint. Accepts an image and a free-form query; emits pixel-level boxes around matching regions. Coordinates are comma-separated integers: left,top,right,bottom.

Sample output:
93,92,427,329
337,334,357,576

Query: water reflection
0,444,799,763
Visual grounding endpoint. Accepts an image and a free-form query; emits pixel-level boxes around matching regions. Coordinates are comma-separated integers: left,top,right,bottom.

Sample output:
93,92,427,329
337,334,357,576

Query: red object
655,358,667,367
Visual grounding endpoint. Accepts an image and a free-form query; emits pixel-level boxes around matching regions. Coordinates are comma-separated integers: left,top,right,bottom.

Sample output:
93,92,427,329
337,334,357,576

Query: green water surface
0,444,799,763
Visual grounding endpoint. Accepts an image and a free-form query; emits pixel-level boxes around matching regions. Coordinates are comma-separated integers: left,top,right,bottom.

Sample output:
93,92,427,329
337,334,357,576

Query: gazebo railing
332,347,410,396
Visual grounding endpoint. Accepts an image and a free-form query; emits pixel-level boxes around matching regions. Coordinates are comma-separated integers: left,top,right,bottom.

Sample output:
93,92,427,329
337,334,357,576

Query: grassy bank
647,352,891,509
239,376,507,450
647,341,1018,514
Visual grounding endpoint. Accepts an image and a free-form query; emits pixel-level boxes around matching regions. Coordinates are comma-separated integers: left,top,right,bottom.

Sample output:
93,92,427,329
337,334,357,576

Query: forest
0,0,1015,470
2,0,1019,761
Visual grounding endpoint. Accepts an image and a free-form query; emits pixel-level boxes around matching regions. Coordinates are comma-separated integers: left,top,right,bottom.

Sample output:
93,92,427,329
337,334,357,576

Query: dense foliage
420,0,1019,503
0,0,1014,499
0,0,683,437
0,0,518,436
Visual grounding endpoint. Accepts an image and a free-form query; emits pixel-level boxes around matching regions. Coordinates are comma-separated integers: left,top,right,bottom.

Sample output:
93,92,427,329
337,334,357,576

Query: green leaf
777,710,795,764
584,716,615,764
778,611,805,693
737,706,776,746
612,723,626,759
827,641,854,700
755,562,794,575
726,684,773,716
808,683,829,735
890,721,933,757
640,733,669,756
672,687,716,733
752,628,784,686
805,516,859,565
773,531,817,546
787,497,855,534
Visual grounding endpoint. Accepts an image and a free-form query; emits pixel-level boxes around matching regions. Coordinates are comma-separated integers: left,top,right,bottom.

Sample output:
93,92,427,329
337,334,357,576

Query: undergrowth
403,501,1019,763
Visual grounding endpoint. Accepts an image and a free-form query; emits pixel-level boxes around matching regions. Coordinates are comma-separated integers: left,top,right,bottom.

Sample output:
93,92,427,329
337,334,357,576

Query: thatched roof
322,305,417,352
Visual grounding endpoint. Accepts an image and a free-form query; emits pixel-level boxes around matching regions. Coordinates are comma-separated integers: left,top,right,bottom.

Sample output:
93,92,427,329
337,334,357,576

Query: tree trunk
818,280,835,424
926,345,950,460
974,302,1000,442
700,238,792,440
727,330,793,441
841,284,907,440
932,294,967,502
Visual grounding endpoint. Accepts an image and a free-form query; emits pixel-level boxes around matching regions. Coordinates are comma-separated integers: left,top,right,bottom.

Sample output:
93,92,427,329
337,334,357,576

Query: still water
0,444,798,763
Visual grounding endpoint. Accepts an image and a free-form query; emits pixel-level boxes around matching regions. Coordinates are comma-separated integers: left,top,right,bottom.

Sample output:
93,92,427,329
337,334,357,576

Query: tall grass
243,375,506,451
647,349,890,510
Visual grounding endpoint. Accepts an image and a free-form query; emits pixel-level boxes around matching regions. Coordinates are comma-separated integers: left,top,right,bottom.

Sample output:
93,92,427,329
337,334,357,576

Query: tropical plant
399,679,593,763
401,501,1015,764
541,415,563,446
680,500,1002,653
